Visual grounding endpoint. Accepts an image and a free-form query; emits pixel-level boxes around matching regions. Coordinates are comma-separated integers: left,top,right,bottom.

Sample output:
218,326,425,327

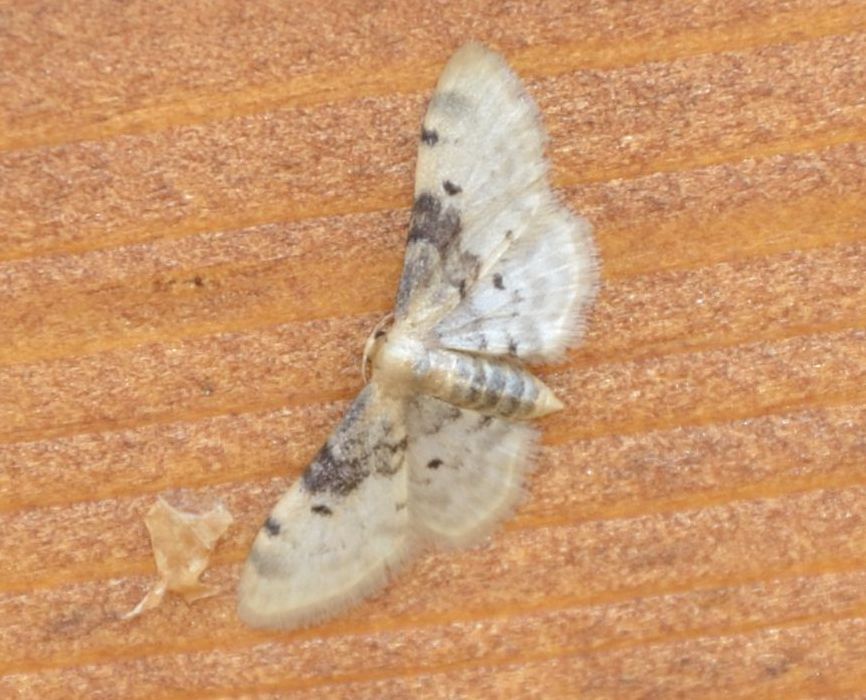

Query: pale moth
238,42,598,629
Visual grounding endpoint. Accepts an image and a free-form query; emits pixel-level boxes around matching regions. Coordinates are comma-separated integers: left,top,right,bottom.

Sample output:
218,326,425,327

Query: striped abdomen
372,333,562,420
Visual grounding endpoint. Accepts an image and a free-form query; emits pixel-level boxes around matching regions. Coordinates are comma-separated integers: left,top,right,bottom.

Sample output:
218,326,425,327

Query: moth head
361,312,395,382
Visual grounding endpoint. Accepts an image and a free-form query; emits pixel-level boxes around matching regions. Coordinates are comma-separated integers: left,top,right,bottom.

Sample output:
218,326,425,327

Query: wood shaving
123,497,233,620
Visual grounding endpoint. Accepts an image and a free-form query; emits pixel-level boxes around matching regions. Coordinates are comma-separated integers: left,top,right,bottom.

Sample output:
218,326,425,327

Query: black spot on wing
311,504,333,516
421,126,439,145
443,180,462,196
427,458,443,469
263,517,281,536
493,273,505,290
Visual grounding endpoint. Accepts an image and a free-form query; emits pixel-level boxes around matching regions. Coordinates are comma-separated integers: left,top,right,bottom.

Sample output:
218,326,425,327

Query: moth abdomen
372,329,563,418
417,348,562,419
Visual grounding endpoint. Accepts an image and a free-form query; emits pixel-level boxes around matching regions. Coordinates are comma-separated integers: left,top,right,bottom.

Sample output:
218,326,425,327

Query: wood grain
1,1,865,697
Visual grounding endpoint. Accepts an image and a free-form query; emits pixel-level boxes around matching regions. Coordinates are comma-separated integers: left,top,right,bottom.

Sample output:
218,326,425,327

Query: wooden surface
2,1,866,697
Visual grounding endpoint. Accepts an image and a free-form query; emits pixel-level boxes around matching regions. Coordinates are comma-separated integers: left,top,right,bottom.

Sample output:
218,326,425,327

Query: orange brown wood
1,1,865,697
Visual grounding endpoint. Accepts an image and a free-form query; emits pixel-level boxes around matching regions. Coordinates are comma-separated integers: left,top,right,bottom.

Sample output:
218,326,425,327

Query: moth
238,42,598,629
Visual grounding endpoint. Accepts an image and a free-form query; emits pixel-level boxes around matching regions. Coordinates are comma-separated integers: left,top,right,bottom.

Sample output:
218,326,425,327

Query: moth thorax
369,331,429,394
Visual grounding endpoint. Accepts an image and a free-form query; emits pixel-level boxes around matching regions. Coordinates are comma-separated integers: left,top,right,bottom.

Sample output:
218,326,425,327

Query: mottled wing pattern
394,42,549,327
239,41,597,631
238,385,410,629
434,199,597,361
394,42,597,361
406,395,537,547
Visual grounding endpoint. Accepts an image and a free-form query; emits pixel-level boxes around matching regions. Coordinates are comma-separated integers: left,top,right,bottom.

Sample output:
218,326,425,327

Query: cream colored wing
395,42,550,327
238,384,410,629
406,395,537,548
434,197,597,362
393,42,597,360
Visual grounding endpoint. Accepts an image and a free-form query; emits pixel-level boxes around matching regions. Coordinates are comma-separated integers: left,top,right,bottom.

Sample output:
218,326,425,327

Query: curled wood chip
123,496,233,620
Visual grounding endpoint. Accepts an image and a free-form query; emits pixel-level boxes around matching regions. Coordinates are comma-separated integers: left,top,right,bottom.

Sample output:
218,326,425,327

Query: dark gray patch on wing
301,386,406,497
396,192,473,318
429,89,471,117
382,435,409,456
248,546,280,577
406,192,461,250
302,442,365,496
445,249,481,297
375,436,409,477
409,396,462,436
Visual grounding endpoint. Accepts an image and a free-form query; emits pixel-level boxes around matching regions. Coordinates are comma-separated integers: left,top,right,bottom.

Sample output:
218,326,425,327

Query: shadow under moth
238,41,598,629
